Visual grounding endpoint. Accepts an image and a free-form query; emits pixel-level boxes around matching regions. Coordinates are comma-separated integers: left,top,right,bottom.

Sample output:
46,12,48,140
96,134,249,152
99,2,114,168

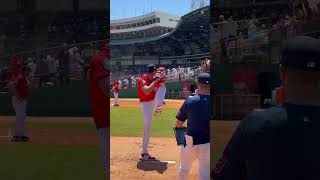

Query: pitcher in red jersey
138,64,161,161
10,66,31,142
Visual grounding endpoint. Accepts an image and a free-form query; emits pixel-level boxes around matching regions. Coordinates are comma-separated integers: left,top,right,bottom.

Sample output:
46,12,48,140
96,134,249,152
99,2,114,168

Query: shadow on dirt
136,160,168,174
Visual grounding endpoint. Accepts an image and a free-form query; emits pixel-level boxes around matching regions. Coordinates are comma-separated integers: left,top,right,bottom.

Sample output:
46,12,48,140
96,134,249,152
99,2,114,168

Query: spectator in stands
37,55,50,88
57,47,71,86
47,53,57,80
0,66,10,90
27,58,37,78
0,32,7,55
81,43,96,80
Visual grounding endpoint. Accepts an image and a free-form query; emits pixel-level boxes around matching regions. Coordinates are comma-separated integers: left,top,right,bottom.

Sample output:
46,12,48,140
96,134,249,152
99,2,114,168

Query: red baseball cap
158,67,166,71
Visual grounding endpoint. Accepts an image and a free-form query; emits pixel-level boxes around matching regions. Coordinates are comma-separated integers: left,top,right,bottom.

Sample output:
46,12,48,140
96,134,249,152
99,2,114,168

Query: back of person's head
280,36,320,104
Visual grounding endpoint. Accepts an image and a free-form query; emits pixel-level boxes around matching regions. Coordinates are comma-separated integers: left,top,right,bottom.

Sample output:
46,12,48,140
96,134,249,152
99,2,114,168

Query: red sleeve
138,77,146,89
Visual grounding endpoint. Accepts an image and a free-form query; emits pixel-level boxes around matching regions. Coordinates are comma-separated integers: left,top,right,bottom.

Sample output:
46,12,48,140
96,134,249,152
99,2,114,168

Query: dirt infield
111,137,199,180
110,98,200,179
110,98,183,108
212,120,239,150
0,117,99,145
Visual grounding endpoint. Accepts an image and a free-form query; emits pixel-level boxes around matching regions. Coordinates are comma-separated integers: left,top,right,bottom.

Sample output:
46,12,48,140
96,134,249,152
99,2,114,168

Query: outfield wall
110,80,187,98
0,81,92,117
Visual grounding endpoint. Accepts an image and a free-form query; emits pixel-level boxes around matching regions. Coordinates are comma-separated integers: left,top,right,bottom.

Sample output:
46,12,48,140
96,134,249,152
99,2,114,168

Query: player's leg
113,92,118,106
197,143,210,180
97,127,110,180
140,101,154,158
178,135,197,180
12,96,27,140
157,84,166,107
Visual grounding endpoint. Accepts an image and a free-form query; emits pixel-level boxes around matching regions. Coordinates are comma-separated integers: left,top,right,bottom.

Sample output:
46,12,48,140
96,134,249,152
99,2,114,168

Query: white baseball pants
154,84,166,108
113,92,119,105
97,127,110,180
178,135,210,180
140,100,154,154
12,96,27,137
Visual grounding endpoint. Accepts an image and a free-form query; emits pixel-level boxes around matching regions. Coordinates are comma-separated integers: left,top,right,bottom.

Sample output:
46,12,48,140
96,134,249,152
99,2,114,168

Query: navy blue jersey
176,94,211,145
212,103,320,180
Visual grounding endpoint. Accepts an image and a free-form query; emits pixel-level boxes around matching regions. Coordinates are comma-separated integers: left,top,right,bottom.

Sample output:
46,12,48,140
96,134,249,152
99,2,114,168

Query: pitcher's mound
111,137,199,180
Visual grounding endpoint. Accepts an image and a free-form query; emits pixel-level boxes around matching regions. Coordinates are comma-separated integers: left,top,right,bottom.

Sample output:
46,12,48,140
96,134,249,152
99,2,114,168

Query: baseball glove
173,127,187,146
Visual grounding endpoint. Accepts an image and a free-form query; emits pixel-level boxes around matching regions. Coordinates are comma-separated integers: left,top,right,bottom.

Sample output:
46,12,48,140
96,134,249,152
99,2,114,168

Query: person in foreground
89,44,110,179
176,72,211,180
212,36,320,180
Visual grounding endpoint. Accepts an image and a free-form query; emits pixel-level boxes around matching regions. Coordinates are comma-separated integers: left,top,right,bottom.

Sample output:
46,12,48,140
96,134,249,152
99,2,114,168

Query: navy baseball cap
197,73,210,84
147,64,156,73
281,36,320,71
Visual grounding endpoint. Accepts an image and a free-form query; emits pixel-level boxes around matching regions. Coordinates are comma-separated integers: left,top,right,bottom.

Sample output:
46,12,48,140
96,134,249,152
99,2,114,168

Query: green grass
0,122,95,129
211,149,223,168
111,108,179,137
0,144,104,180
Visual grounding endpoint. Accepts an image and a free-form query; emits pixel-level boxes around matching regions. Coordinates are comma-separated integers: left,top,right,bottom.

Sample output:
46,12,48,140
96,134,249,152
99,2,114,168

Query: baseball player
138,64,162,160
112,80,120,107
176,73,211,180
89,44,110,179
154,67,167,115
212,36,320,180
9,66,31,142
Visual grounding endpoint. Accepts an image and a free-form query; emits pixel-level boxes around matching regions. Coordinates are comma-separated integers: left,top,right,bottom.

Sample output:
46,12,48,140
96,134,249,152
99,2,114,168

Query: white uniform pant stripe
12,96,27,137
140,101,154,154
178,135,210,180
113,92,119,105
154,84,166,108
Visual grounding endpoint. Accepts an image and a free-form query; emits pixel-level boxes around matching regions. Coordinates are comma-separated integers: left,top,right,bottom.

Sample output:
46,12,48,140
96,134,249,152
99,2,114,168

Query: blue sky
111,0,194,20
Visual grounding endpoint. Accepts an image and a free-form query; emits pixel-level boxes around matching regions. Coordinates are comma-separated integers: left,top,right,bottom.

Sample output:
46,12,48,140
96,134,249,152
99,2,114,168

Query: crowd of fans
110,59,210,90
0,44,98,91
0,13,108,57
211,5,300,63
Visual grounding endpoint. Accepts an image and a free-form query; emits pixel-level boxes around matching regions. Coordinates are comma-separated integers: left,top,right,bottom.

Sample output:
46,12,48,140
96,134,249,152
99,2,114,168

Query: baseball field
110,98,218,180
211,120,239,171
0,117,104,180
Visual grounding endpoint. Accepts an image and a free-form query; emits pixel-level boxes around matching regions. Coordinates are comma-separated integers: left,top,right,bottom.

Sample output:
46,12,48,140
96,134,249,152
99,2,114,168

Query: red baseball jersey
138,74,156,102
113,84,119,93
89,46,110,129
12,60,22,79
15,74,29,100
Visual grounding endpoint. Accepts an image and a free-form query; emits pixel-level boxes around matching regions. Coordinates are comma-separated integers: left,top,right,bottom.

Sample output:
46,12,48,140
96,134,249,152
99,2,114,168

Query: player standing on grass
89,44,110,179
176,72,211,180
138,64,163,160
112,80,120,107
10,66,31,142
212,36,320,180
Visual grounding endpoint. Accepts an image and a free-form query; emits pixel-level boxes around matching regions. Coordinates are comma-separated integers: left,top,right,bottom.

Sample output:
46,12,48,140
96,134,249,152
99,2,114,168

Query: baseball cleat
140,153,157,161
11,136,30,142
154,107,162,117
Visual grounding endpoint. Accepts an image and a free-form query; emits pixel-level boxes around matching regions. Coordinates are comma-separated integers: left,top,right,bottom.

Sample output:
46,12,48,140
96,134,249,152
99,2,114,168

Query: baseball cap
158,67,166,71
197,73,210,84
281,36,320,71
147,64,156,73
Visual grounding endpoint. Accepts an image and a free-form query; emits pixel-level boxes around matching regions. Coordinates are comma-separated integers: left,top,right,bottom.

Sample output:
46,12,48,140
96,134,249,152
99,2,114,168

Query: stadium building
110,6,210,70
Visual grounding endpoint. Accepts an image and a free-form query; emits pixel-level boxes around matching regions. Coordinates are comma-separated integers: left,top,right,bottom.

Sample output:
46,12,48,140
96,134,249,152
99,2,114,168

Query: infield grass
0,144,104,180
111,107,179,137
